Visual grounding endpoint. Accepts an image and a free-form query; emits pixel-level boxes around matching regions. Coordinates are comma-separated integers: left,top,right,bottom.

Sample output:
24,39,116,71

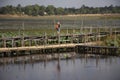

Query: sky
0,0,120,8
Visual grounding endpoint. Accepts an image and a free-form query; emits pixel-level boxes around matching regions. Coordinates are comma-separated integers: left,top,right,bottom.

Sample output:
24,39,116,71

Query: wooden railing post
44,32,47,45
29,39,32,46
12,39,14,47
21,36,24,47
3,39,6,48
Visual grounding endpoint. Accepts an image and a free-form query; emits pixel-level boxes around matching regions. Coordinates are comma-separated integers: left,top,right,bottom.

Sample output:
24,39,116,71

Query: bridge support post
12,39,14,47
21,37,24,47
3,39,6,48
44,32,47,45
34,40,37,46
29,39,32,46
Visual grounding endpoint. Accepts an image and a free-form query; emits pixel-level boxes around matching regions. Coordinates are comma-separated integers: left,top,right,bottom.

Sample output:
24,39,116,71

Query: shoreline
0,52,76,64
0,14,120,19
0,52,113,65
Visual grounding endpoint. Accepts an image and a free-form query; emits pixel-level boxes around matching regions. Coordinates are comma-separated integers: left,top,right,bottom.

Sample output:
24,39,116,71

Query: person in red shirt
55,21,61,33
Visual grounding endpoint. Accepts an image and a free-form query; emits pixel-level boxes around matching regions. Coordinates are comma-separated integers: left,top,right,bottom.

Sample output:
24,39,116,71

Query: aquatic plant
102,35,120,47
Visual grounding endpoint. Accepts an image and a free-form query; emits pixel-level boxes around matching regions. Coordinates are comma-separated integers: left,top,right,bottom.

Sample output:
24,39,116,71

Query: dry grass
0,14,120,20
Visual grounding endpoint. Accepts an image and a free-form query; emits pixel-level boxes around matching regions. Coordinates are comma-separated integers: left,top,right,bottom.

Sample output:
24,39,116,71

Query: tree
24,5,33,15
32,4,40,16
1,5,17,14
39,5,46,16
45,5,55,15
55,7,64,15
80,5,86,14
17,4,22,14
0,4,120,15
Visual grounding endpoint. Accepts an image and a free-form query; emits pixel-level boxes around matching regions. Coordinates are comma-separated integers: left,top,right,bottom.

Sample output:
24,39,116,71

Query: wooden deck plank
0,42,96,52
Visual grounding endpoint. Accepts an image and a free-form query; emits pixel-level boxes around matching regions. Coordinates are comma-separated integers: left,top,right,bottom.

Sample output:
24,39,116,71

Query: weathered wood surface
0,42,96,52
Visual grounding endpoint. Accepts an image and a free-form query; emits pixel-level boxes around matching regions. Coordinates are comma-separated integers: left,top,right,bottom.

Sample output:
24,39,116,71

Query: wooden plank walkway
0,42,97,52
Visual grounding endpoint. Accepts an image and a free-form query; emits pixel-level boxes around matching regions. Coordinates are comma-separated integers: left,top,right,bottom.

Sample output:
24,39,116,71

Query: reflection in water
56,59,61,80
24,63,26,70
44,61,46,69
95,56,99,68
0,56,120,80
57,59,61,72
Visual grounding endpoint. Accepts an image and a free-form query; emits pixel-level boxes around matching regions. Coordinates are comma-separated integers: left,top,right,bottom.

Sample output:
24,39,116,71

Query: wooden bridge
0,42,119,58
0,31,120,48
0,42,96,52
0,27,120,57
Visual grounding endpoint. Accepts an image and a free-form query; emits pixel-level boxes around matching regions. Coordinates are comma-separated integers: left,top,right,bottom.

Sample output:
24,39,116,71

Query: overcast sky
0,0,120,8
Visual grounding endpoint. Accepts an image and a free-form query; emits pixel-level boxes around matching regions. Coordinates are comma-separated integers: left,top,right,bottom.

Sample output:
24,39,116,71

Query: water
0,18,120,30
0,18,120,37
0,17,120,80
0,56,120,80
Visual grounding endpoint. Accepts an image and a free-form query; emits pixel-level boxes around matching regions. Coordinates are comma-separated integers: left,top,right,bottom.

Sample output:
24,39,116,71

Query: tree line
0,4,119,16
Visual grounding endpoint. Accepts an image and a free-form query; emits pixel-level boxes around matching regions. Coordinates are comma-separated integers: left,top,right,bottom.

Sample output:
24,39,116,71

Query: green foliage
103,35,120,47
45,5,55,15
0,4,120,16
0,5,17,14
24,5,34,15
39,6,46,16
55,7,65,15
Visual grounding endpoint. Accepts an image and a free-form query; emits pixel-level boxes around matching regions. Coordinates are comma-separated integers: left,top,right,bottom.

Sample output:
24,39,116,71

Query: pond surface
0,18,120,30
0,17,120,36
0,56,120,80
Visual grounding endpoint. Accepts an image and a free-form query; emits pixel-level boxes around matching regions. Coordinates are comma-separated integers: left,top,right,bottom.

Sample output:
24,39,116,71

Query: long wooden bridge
0,27,120,53
0,42,96,52
0,27,120,58
0,28,119,64
0,42,119,59
0,31,120,48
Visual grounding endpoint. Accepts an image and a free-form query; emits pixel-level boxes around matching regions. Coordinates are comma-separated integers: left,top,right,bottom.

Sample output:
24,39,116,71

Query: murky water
0,56,120,80
0,18,120,30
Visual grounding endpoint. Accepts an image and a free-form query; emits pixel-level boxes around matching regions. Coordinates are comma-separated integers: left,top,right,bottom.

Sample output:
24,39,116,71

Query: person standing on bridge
55,21,61,34
55,21,61,44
